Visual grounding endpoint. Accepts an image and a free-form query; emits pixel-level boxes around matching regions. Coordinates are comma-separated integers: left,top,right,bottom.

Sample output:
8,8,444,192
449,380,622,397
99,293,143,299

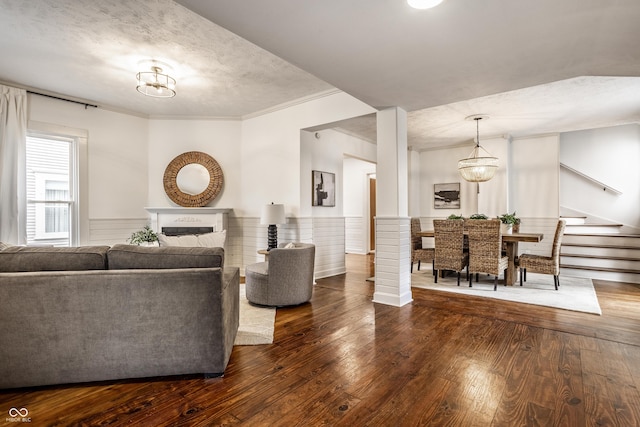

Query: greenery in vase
447,214,464,220
498,212,520,225
128,225,158,245
469,213,488,220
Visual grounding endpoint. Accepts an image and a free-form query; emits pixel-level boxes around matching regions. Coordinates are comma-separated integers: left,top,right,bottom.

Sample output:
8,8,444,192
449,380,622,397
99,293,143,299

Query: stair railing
560,163,623,195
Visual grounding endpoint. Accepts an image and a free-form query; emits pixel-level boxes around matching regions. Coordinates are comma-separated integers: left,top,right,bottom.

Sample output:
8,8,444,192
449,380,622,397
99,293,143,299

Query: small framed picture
434,183,460,209
312,170,335,207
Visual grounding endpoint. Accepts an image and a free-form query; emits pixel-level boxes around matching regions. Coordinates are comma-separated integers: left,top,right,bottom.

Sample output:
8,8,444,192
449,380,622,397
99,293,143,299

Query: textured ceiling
178,0,640,150
0,0,333,117
328,76,640,150
178,0,640,112
1,0,639,150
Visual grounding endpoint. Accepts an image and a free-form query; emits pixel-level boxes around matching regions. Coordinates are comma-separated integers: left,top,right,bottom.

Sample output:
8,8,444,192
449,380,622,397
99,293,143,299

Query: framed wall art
434,182,460,209
312,170,335,207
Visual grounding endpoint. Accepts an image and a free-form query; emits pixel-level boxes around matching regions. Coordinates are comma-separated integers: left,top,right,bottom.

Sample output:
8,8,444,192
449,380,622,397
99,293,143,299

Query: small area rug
411,270,602,315
234,284,276,345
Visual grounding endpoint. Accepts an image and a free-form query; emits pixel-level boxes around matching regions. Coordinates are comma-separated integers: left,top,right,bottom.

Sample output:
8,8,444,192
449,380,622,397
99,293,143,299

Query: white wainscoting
241,216,314,275
373,216,412,307
345,215,367,254
224,214,243,271
241,216,344,279
88,218,149,246
89,216,346,279
517,217,561,257
312,217,346,279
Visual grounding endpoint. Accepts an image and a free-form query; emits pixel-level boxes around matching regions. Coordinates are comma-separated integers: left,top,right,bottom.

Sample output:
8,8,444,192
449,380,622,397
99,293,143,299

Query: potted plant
128,225,159,246
469,213,488,220
447,214,464,220
498,212,520,234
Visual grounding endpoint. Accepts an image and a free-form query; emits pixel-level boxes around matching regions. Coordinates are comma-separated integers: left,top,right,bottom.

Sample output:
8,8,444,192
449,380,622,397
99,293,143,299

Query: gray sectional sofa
0,244,239,389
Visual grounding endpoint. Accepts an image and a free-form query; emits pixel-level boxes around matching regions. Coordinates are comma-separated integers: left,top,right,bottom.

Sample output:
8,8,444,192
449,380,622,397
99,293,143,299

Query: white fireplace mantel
145,207,231,233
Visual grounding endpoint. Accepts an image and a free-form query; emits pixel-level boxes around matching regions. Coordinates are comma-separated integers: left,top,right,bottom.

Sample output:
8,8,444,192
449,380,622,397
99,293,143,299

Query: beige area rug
411,270,602,315
234,284,276,345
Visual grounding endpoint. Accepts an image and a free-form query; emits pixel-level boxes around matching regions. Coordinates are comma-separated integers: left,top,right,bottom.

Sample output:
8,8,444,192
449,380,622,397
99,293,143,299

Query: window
26,134,77,246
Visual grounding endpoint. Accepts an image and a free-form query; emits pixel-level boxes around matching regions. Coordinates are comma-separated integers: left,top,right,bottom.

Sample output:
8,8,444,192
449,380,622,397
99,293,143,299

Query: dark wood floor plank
491,323,541,426
552,332,586,426
2,253,640,426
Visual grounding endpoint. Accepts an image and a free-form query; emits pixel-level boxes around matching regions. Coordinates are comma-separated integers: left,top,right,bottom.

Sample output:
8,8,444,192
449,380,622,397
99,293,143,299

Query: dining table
416,230,544,285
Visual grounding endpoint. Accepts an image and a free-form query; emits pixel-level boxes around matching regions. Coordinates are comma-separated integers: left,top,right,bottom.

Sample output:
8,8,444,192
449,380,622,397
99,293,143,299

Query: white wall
27,95,150,245
560,124,640,229
241,91,375,218
147,119,242,210
343,155,376,254
28,95,149,220
417,134,559,255
239,92,375,276
298,127,377,273
408,150,421,217
476,136,510,218
419,145,477,220
511,134,560,218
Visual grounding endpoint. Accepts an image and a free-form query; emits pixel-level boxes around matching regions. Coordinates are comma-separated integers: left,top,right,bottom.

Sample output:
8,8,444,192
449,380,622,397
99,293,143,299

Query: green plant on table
128,225,158,245
498,212,520,225
447,214,464,220
469,213,488,220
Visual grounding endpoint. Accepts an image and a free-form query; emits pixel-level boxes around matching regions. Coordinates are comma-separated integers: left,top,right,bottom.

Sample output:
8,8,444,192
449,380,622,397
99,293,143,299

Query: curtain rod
27,91,98,109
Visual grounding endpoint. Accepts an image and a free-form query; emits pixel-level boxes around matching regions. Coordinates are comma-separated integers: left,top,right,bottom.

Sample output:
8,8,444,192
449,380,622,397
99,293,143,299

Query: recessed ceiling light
408,0,445,10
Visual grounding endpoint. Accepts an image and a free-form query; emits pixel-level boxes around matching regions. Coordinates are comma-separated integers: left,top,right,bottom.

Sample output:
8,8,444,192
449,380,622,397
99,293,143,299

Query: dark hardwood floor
2,254,640,426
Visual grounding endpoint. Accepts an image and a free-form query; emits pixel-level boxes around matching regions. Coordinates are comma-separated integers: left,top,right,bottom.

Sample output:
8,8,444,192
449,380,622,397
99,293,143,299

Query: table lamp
261,203,285,250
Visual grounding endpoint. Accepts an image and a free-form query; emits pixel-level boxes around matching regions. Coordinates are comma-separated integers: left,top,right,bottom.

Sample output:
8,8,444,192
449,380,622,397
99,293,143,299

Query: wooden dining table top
416,230,543,243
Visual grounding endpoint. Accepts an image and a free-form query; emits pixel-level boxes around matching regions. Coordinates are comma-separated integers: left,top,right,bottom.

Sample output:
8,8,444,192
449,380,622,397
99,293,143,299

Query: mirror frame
163,151,224,207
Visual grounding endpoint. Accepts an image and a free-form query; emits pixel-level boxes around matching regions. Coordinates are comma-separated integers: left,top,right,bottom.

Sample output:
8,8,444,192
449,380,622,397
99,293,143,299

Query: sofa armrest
220,267,240,366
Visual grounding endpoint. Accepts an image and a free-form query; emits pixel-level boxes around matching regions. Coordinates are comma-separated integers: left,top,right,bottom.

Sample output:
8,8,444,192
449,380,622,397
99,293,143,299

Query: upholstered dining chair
433,219,469,286
410,217,435,274
466,219,508,291
518,219,566,290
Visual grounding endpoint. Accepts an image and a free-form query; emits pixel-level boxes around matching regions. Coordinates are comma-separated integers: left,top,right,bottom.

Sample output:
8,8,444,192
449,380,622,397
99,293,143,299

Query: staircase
560,216,640,284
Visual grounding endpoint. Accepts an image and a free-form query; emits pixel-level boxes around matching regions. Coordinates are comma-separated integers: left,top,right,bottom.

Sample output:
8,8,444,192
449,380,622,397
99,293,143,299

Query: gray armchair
245,242,315,307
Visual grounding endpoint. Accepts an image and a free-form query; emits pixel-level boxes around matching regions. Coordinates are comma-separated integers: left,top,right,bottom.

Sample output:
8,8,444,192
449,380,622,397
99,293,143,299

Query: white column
373,107,412,307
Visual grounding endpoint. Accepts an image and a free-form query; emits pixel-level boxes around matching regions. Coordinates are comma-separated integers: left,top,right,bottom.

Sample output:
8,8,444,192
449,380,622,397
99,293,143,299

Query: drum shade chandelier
458,115,498,182
136,66,176,98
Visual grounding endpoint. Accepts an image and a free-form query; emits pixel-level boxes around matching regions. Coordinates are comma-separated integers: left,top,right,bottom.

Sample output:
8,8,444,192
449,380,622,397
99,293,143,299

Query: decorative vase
501,223,513,234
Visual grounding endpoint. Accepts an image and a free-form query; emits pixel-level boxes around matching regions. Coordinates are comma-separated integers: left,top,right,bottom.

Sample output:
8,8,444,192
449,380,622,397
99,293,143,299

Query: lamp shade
458,114,499,182
457,147,499,182
261,203,285,225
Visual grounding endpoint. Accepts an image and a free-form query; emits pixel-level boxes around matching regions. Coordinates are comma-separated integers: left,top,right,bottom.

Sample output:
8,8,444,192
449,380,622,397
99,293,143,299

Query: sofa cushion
0,241,10,251
108,244,224,269
0,246,109,272
158,230,226,249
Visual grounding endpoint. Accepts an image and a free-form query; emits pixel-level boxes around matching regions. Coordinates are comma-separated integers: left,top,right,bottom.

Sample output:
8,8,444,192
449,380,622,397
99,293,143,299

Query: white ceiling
0,0,333,117
1,0,639,150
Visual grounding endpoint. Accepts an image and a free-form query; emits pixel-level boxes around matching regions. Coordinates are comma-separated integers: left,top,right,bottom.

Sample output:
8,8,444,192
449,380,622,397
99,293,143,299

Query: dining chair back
518,219,566,289
466,219,508,291
410,217,435,274
433,219,468,286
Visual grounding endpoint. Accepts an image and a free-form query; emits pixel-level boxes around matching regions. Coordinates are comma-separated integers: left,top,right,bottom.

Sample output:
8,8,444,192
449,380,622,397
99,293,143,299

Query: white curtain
0,85,27,244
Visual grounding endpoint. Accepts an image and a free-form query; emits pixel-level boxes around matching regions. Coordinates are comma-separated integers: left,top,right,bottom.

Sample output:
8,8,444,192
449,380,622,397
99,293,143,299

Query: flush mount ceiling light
408,0,445,9
136,66,176,98
457,115,499,182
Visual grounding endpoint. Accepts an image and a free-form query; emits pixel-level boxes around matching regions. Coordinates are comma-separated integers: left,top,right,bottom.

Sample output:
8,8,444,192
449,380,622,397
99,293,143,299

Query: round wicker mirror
163,151,224,207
